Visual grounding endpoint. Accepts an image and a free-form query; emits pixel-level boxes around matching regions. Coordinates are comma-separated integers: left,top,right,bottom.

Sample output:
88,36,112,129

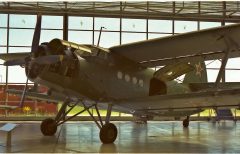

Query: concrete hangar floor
0,121,239,153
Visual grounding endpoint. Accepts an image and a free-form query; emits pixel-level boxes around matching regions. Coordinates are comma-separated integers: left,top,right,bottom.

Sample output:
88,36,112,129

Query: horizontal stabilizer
6,89,63,103
0,105,18,110
154,62,194,81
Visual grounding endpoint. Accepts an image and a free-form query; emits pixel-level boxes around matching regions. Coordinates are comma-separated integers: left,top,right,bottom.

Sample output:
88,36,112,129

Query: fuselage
30,51,190,103
25,40,197,117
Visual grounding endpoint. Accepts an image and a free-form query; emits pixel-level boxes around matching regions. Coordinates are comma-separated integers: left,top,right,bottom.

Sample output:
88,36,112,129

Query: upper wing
109,24,240,67
114,88,240,114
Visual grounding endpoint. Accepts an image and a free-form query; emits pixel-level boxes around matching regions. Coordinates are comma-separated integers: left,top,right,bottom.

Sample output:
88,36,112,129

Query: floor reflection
0,121,240,153
99,143,117,153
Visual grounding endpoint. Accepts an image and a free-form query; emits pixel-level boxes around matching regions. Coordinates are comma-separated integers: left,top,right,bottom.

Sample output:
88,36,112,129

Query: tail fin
183,61,208,83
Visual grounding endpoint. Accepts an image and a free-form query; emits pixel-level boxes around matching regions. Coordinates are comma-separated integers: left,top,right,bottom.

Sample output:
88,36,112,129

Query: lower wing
188,82,240,91
114,88,240,116
7,88,240,117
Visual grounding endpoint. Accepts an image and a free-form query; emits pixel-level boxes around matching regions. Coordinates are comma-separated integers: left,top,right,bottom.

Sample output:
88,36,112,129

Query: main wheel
183,118,189,128
40,118,57,136
99,123,117,144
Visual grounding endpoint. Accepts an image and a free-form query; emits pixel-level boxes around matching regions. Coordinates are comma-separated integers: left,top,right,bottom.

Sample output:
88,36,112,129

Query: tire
40,118,57,136
99,123,118,144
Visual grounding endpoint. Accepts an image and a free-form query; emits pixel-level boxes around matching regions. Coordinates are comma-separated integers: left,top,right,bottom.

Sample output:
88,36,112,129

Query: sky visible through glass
0,14,240,83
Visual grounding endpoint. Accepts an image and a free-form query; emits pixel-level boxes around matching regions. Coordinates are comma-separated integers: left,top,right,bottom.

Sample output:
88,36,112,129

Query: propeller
4,15,72,108
4,59,25,66
31,15,42,54
19,15,42,108
3,54,68,66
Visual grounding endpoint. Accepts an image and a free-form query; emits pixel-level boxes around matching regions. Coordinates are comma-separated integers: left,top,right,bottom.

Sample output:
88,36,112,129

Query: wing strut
214,35,240,88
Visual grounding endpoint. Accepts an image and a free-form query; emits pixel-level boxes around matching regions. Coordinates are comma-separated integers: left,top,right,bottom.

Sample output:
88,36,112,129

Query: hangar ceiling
0,1,240,22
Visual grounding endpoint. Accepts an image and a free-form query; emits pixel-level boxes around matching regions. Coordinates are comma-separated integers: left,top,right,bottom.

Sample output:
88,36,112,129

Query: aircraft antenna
97,27,106,47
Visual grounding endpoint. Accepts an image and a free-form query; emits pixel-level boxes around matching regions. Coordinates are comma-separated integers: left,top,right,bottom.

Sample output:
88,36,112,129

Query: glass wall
68,16,93,44
0,14,63,117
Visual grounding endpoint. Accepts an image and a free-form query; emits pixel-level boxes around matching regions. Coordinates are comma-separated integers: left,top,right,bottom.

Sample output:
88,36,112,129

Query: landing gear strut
99,104,117,143
40,98,117,144
183,116,190,128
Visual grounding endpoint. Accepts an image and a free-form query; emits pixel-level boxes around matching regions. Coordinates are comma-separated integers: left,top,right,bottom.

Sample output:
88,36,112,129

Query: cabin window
132,77,137,84
125,74,130,82
117,71,143,87
117,71,123,79
139,79,144,87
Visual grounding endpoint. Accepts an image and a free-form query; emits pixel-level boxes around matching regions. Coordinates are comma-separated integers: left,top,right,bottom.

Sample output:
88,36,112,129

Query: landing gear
100,123,118,144
41,118,57,136
99,104,117,144
183,116,190,128
39,98,117,144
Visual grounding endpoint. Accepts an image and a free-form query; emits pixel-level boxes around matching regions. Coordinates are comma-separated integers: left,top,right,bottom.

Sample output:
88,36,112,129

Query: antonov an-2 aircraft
1,15,240,144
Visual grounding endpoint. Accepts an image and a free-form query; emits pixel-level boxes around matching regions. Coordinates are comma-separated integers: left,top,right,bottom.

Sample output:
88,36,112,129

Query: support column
120,2,122,45
92,2,95,45
172,2,175,35
63,13,68,41
5,13,10,117
197,2,200,31
221,1,226,83
146,1,149,40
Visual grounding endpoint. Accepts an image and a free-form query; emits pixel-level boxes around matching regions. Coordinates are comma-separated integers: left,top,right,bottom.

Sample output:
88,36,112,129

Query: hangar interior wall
0,1,240,119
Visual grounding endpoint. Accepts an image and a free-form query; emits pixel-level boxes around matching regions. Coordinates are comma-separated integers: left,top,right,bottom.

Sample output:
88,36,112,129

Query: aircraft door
149,78,167,96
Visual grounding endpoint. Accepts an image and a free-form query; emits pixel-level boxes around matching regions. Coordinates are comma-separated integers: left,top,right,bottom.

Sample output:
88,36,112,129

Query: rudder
183,61,208,83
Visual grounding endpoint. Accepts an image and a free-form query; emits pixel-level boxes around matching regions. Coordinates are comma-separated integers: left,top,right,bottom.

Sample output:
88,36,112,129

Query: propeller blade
33,55,66,65
4,59,25,66
31,15,42,53
19,77,29,108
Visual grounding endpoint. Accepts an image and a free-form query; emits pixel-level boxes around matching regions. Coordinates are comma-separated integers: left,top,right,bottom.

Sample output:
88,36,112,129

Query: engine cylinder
25,44,49,80
25,63,44,80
